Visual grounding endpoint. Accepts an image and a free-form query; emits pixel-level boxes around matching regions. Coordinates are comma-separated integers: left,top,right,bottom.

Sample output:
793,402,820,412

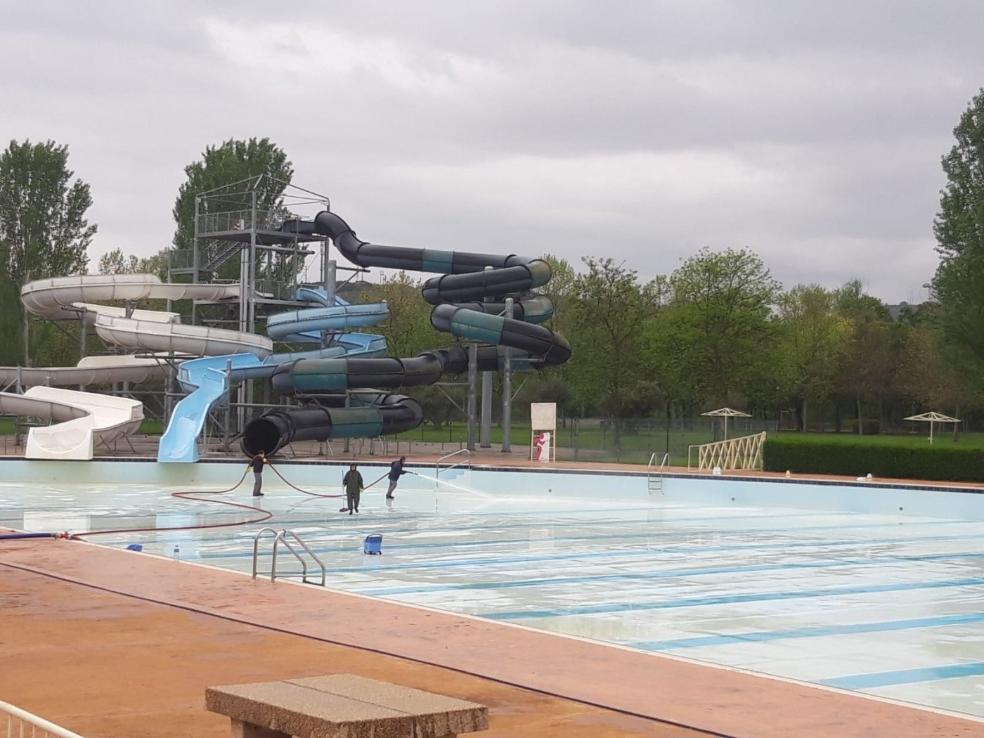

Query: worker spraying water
386,456,408,500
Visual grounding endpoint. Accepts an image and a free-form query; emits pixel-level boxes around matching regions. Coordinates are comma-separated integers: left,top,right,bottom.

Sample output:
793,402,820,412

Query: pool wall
2,458,983,520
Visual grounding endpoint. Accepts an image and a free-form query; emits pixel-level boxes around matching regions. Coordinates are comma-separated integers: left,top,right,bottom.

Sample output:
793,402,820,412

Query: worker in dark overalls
342,463,364,515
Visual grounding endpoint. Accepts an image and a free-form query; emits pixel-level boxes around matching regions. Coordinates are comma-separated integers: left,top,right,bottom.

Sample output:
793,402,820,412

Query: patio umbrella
701,407,752,441
904,411,960,444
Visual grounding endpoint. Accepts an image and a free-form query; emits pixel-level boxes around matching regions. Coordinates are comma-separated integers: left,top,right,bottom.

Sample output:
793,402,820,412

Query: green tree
833,281,899,433
172,138,294,250
0,139,94,364
569,257,658,450
932,89,984,376
657,248,780,406
97,246,171,279
98,247,140,274
359,272,434,358
775,285,850,431
895,327,973,418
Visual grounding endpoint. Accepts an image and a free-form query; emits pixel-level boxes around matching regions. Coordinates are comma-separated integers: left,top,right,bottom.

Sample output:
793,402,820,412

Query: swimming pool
2,459,984,719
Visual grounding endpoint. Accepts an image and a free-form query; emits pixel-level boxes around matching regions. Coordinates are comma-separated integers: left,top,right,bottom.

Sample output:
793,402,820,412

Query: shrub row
763,435,984,482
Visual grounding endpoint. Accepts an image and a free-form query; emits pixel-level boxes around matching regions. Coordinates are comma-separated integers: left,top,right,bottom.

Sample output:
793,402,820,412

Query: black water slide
242,211,571,456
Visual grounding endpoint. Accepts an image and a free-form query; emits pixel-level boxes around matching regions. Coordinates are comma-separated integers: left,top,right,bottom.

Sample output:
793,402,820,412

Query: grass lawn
138,419,163,435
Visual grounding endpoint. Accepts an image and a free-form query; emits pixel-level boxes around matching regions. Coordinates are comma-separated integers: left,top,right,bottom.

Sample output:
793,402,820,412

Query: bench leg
230,718,292,738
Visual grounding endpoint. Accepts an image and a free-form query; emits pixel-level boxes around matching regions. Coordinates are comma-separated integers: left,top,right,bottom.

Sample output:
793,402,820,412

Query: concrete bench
206,674,489,738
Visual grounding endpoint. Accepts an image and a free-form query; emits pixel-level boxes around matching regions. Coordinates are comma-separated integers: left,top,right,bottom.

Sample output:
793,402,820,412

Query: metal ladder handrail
252,527,326,586
273,530,326,587
436,448,471,479
647,451,670,494
251,527,280,579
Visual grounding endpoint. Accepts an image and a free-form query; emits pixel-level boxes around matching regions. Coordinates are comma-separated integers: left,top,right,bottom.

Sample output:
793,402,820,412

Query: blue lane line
256,507,865,535
477,577,984,620
354,551,984,596
193,529,984,574
632,612,984,651
820,662,984,689
191,514,984,563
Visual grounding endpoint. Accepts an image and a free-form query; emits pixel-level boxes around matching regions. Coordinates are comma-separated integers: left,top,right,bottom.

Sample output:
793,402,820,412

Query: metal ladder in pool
435,448,471,482
648,452,669,495
251,527,326,586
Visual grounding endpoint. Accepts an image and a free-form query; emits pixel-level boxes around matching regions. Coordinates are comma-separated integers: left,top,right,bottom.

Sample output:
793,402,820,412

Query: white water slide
1,274,268,460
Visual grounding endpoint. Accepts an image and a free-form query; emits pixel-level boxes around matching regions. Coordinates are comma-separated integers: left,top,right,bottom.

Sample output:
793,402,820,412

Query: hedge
763,435,984,482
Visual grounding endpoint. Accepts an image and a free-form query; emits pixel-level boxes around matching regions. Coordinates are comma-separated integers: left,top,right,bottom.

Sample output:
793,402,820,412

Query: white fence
688,431,767,471
1,701,85,738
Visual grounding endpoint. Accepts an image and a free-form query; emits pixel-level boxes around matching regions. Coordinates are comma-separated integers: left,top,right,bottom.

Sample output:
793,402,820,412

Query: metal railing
1,701,85,738
647,451,669,494
252,527,326,586
435,448,471,480
688,431,767,471
196,208,279,235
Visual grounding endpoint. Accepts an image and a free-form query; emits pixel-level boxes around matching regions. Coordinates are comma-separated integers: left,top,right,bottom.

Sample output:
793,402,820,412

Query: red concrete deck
1,537,981,738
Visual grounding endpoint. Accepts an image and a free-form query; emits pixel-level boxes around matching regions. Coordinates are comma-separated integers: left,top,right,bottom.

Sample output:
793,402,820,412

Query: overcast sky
3,1,982,302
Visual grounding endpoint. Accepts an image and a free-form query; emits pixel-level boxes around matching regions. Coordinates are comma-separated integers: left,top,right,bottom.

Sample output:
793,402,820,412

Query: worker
386,456,407,500
249,452,266,497
342,463,365,515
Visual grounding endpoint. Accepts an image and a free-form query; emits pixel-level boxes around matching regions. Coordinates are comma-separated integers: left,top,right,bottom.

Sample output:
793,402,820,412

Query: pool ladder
251,527,326,586
648,452,669,495
435,448,471,481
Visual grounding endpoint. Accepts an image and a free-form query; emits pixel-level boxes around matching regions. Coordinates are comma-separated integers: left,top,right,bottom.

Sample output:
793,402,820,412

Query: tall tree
895,326,973,416
932,89,984,376
775,285,850,431
569,257,658,448
172,138,294,251
0,139,94,364
833,281,899,433
658,247,780,406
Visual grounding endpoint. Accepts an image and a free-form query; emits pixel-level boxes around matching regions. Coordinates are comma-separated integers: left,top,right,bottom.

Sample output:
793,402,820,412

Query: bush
763,434,984,482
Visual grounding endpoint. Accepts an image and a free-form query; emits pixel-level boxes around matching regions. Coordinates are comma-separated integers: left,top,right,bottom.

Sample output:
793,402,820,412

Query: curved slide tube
22,274,272,357
0,386,142,460
304,212,570,361
0,355,171,388
269,343,538,396
241,393,422,456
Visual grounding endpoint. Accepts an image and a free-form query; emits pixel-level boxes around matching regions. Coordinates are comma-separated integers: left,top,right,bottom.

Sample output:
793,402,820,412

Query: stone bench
206,674,489,738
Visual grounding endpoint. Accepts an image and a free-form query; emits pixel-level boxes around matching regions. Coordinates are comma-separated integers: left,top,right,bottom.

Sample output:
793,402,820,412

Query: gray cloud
1,0,980,301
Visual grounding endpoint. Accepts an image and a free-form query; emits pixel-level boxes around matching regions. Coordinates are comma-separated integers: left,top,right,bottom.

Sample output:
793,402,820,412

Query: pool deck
2,534,982,737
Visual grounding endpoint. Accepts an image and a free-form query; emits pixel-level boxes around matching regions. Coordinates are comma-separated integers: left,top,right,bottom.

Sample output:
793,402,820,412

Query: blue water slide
157,291,389,463
266,302,389,344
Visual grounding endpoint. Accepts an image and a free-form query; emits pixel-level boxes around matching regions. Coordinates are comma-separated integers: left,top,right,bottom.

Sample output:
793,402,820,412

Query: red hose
71,467,271,540
69,462,359,541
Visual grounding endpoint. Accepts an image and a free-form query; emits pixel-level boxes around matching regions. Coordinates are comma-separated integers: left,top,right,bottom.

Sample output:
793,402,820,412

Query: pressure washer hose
70,467,272,540
267,463,392,496
6,462,389,543
267,462,343,498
